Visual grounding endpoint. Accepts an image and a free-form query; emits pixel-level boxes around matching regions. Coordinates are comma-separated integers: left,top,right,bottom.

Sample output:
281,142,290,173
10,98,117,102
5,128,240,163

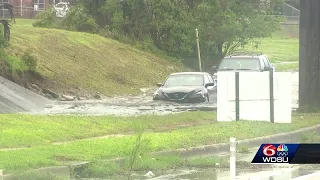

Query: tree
189,0,283,68
299,0,320,110
195,0,283,56
59,0,283,69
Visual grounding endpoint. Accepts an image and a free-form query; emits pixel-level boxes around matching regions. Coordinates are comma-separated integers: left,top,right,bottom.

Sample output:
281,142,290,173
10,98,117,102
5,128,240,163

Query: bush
0,24,8,47
6,55,28,73
33,6,59,28
0,49,37,74
22,51,37,72
0,48,25,73
61,4,99,33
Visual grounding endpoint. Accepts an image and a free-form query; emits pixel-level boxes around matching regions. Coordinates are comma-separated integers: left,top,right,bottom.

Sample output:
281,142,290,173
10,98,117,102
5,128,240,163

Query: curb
291,171,320,180
2,124,320,179
152,124,320,157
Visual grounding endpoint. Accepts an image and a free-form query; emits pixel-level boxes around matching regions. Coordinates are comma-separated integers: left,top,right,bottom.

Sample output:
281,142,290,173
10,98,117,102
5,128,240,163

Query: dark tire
205,94,210,102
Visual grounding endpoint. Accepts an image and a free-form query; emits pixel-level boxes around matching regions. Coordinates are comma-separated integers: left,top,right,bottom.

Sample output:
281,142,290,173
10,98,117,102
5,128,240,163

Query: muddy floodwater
37,99,217,116
32,72,298,116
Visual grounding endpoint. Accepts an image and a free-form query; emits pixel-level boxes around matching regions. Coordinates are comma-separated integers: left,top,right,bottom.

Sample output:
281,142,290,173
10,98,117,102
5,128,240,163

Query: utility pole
195,28,202,72
20,0,22,17
299,0,320,109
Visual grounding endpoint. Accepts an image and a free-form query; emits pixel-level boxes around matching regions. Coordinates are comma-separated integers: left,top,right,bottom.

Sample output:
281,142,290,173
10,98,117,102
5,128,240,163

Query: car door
205,74,216,101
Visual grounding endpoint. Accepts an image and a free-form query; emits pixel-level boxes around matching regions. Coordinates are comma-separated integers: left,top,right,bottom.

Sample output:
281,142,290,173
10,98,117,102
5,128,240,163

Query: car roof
224,55,262,59
169,72,207,76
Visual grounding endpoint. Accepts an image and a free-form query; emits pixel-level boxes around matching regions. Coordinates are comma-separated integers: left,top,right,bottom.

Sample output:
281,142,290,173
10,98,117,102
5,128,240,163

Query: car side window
261,57,268,67
265,56,271,65
258,58,264,70
204,75,210,84
206,74,214,83
264,56,271,66
267,59,272,66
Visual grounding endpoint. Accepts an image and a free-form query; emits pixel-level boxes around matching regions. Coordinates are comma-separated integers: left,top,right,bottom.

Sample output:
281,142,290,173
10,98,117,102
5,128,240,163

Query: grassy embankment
242,25,299,71
1,19,298,99
0,112,319,175
2,19,184,96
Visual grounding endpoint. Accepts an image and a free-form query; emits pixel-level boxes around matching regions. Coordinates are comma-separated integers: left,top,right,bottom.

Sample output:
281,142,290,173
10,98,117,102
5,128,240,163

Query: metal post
20,0,23,17
0,169,3,180
235,72,240,121
195,28,202,72
230,138,236,180
269,69,274,123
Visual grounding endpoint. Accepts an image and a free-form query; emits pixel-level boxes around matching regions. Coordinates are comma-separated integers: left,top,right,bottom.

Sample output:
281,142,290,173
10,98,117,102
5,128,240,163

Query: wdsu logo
262,144,289,163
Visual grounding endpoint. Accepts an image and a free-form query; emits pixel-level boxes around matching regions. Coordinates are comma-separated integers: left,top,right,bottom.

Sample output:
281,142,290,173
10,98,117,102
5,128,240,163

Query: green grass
237,145,250,154
0,112,319,173
5,19,185,96
0,112,215,148
300,132,320,143
275,62,299,72
5,55,29,73
240,27,299,63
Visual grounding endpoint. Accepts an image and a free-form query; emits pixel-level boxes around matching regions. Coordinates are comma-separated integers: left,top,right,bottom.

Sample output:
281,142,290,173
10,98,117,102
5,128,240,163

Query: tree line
35,0,284,69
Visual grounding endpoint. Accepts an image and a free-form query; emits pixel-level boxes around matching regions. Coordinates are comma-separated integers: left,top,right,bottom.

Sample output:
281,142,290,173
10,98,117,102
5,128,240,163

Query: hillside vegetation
3,19,184,97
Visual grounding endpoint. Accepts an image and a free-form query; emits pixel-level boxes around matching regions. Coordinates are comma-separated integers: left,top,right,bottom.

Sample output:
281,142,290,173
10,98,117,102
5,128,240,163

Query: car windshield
218,58,261,71
163,74,204,87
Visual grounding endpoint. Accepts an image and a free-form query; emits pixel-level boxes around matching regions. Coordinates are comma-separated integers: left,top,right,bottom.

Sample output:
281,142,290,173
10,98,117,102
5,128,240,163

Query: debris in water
62,95,76,101
144,171,155,177
45,104,53,108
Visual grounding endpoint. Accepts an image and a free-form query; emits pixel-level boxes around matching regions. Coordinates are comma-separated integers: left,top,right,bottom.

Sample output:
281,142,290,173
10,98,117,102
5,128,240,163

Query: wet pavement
126,147,319,180
0,76,52,113
129,167,319,180
3,144,319,180
33,72,299,116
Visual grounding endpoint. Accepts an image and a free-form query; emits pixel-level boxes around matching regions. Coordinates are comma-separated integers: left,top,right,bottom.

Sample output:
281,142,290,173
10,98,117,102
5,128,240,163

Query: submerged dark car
153,72,216,103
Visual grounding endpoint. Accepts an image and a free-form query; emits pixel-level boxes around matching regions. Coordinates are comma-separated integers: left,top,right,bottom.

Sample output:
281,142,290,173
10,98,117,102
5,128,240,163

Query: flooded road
33,72,298,116
37,101,217,116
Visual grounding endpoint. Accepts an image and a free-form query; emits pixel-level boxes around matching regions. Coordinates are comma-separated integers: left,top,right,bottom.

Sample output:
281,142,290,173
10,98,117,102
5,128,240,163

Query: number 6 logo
262,144,276,157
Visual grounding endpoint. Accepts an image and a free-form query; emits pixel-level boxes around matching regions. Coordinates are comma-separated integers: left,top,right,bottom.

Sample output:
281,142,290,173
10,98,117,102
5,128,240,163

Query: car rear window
218,58,261,70
164,74,204,87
